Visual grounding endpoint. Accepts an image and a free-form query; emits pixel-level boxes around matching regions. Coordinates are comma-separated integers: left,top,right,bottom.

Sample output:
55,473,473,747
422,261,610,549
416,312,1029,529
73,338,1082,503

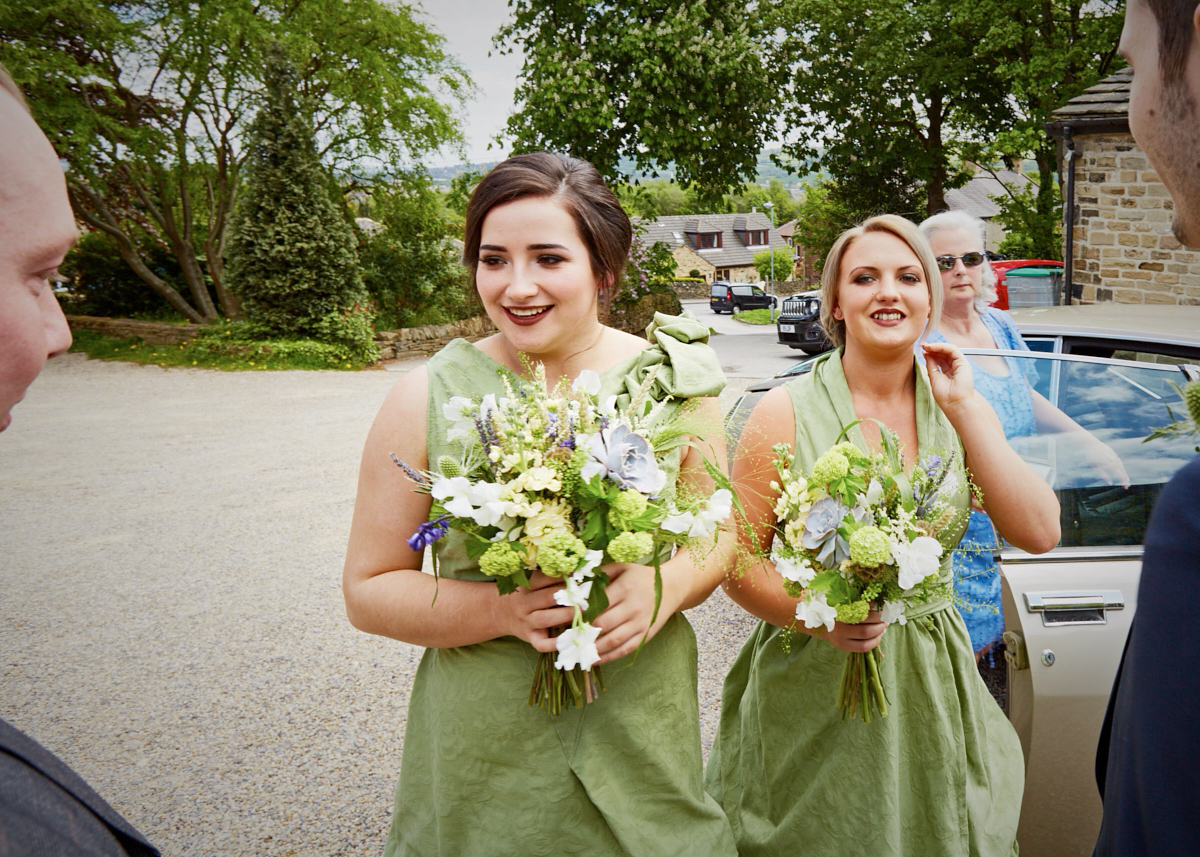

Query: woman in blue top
917,211,1127,661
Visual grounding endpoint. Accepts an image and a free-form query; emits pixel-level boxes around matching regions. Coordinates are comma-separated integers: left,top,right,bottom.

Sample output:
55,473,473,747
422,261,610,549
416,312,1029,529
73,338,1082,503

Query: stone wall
1069,133,1200,305
375,315,497,360
608,293,683,337
67,316,199,344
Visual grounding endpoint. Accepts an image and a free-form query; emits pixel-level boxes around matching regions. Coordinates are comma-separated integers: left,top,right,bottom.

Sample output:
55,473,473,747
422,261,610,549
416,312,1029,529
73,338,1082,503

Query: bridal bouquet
769,424,971,722
397,363,733,715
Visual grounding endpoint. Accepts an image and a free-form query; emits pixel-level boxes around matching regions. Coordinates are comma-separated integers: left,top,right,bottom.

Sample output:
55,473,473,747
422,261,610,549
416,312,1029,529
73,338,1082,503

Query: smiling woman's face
833,230,931,355
474,195,602,364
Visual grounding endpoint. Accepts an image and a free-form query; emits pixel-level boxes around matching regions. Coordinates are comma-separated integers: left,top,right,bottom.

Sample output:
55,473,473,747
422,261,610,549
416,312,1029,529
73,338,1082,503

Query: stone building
1048,66,1200,305
634,212,794,283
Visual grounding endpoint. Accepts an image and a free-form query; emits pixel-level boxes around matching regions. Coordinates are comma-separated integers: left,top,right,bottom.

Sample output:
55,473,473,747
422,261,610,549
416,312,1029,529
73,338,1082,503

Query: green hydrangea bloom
538,530,588,577
836,600,870,624
608,489,649,529
479,542,523,578
832,441,867,466
849,525,891,567
861,580,884,602
608,530,654,564
812,450,850,485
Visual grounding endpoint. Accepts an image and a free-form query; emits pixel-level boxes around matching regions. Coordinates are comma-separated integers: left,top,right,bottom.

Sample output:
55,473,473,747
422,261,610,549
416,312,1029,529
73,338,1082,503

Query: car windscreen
961,349,1198,551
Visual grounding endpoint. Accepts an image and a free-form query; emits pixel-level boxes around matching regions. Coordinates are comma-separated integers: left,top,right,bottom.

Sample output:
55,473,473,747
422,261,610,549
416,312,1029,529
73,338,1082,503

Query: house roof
633,212,791,268
1046,66,1132,135
944,170,1034,220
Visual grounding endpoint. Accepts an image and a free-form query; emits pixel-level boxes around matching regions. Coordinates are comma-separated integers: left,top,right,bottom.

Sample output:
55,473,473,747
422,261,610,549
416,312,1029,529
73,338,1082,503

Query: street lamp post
764,201,776,322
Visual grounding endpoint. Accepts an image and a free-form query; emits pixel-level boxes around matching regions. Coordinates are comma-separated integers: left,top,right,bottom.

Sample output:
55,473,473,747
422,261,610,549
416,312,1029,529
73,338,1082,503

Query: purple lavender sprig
391,453,430,486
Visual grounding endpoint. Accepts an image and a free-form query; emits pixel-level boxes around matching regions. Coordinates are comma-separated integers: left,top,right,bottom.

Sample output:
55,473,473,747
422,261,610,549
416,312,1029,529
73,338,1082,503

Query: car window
963,350,1197,551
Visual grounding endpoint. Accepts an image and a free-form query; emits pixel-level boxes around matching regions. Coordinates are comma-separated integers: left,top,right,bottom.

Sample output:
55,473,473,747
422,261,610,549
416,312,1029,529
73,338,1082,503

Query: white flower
772,551,817,587
431,475,471,502
892,535,944,590
865,477,884,506
467,482,512,528
511,465,561,494
443,397,477,442
661,508,696,535
554,571,594,610
443,396,474,422
555,623,602,671
572,369,601,396
698,489,733,533
795,593,838,632
599,395,619,418
578,549,604,576
432,476,474,518
881,600,908,626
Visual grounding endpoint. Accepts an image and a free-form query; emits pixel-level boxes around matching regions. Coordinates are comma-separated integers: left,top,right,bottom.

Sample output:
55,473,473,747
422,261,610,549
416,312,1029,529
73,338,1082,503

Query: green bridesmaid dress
705,350,1025,857
384,313,738,857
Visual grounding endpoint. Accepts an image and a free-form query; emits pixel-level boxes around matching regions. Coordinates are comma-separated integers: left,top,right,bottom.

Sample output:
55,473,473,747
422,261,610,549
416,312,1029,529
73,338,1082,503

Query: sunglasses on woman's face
935,252,985,272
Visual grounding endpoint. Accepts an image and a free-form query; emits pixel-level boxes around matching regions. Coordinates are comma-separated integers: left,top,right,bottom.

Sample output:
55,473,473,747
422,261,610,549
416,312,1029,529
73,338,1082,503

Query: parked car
725,304,1200,857
775,289,831,354
709,281,778,314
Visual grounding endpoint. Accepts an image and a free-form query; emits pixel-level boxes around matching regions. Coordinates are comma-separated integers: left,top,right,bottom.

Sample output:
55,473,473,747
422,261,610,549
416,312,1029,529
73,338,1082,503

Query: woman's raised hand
922,341,976,411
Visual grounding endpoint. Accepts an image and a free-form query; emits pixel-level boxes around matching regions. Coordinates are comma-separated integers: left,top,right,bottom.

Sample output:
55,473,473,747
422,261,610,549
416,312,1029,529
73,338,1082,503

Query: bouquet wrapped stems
529,646,606,715
837,648,889,722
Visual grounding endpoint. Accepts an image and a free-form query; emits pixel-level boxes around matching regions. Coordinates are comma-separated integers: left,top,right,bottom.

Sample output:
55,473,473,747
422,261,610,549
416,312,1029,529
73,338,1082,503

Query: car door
973,350,1199,857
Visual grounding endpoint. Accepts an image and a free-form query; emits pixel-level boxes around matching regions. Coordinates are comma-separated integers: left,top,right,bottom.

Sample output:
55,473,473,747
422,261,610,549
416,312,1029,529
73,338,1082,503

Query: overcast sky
417,0,522,168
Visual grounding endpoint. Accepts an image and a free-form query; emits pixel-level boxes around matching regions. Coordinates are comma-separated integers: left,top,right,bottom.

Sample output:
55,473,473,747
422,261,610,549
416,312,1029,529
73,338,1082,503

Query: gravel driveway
0,352,757,857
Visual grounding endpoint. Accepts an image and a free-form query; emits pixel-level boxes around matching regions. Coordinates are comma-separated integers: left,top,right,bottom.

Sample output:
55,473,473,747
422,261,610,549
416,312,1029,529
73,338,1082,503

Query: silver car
726,304,1200,857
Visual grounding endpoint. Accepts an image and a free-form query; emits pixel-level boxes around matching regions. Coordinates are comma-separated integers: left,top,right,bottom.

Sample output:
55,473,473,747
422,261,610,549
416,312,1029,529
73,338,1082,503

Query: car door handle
1024,590,1124,626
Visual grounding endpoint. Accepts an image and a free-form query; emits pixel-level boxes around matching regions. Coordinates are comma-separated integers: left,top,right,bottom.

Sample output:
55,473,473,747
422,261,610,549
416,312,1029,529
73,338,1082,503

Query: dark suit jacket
1093,456,1200,856
0,718,158,857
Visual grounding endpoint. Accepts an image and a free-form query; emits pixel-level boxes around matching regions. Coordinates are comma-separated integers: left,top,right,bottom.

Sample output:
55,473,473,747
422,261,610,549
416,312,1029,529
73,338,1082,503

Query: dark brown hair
462,153,632,302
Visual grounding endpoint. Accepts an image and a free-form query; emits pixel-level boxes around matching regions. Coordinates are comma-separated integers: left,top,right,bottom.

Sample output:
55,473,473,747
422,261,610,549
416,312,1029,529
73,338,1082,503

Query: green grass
733,309,782,325
69,329,374,371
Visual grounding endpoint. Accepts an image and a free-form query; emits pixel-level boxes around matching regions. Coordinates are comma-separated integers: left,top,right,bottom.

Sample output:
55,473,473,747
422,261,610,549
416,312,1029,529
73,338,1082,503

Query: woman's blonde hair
819,214,943,349
918,210,998,310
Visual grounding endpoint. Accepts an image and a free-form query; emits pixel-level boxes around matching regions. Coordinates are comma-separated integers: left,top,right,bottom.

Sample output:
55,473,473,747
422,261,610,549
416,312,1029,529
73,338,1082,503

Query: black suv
776,290,831,354
709,282,778,314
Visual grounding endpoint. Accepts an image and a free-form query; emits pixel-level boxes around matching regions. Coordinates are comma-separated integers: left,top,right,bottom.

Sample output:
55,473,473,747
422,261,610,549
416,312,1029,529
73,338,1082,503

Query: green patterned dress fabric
705,350,1024,857
384,313,737,856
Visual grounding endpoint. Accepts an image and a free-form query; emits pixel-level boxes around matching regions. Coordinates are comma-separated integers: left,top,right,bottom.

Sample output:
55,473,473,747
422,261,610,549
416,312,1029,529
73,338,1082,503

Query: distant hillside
425,149,819,189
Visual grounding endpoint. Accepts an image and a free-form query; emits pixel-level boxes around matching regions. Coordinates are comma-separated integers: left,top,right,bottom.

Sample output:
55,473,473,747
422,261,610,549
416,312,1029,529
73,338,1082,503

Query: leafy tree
754,247,796,285
496,0,777,202
225,49,368,345
792,180,861,276
992,182,1063,260
726,179,799,223
773,0,1007,217
360,179,477,330
0,0,469,323
62,232,179,319
968,0,1122,258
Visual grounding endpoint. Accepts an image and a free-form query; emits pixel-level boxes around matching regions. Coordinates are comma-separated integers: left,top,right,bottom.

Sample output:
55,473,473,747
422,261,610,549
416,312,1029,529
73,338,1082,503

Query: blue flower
407,515,451,551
